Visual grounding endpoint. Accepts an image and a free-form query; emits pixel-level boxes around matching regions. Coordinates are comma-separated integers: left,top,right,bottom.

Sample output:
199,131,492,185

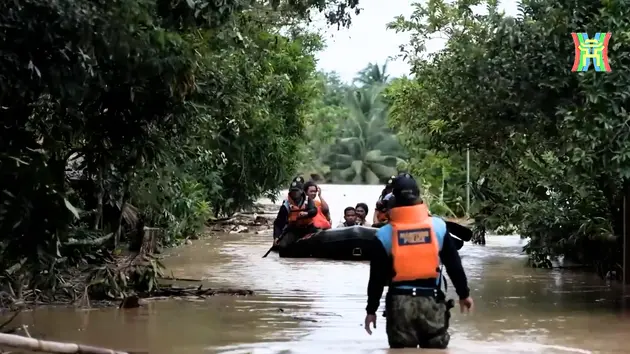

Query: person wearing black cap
373,176,396,226
272,176,318,243
363,173,473,349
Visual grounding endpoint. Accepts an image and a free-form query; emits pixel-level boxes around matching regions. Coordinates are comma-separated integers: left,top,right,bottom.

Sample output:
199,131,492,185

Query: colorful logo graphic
571,32,612,72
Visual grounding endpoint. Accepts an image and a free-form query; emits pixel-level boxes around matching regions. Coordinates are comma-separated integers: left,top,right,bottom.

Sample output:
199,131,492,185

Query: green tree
299,71,351,180
298,62,407,184
387,0,630,275
326,85,404,184
0,0,363,301
354,61,390,87
386,77,468,216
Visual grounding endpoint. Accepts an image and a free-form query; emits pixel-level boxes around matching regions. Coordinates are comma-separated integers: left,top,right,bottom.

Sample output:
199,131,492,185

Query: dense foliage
387,0,630,274
298,63,468,216
299,63,407,184
0,0,362,302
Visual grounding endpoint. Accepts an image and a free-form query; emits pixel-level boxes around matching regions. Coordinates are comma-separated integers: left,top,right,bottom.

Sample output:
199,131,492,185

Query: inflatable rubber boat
276,226,378,261
371,220,472,250
270,220,473,261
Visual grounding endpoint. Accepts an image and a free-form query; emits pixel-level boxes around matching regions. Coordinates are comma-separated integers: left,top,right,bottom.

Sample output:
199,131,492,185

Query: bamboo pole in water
0,332,130,354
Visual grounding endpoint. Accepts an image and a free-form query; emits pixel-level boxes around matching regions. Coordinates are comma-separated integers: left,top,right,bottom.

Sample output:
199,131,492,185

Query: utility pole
466,146,470,216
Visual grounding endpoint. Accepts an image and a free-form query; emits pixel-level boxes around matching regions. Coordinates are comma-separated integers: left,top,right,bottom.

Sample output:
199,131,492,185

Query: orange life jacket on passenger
374,194,390,223
375,210,388,223
312,199,331,229
389,203,440,283
283,195,314,227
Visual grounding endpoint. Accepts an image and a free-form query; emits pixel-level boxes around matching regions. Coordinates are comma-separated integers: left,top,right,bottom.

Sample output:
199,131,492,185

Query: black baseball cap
289,179,304,191
385,175,396,189
391,173,420,201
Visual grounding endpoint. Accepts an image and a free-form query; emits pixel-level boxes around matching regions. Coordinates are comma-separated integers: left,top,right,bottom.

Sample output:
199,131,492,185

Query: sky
313,0,519,83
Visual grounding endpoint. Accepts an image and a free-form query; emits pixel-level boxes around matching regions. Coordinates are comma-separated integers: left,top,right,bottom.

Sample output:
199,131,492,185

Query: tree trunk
0,333,133,354
114,178,131,248
440,166,445,202
623,179,630,285
138,227,161,256
93,166,105,230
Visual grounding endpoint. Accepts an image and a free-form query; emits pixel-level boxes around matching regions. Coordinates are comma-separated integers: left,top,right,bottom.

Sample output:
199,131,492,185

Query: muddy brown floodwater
5,184,630,354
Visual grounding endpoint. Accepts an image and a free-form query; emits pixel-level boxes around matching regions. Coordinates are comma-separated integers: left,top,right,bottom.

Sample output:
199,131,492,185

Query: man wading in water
363,173,473,349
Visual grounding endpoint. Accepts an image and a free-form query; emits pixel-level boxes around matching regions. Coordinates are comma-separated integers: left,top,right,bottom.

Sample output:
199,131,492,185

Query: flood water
6,184,630,353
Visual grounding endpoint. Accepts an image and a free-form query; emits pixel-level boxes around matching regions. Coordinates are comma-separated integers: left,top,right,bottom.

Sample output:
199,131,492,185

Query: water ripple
6,185,629,354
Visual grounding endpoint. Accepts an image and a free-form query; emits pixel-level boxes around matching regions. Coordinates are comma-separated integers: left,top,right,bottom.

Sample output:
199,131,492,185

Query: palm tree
353,61,390,87
325,85,405,184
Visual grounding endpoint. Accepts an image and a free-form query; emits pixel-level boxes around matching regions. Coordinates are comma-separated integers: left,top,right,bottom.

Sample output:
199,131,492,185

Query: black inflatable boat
276,226,378,261
372,220,472,250
269,220,473,261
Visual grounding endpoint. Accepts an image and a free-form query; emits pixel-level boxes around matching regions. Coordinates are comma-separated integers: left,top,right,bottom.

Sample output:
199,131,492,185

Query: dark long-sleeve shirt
366,218,470,315
272,197,317,238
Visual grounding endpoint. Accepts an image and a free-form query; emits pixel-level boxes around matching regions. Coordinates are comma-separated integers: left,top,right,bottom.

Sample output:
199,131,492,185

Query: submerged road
8,184,629,353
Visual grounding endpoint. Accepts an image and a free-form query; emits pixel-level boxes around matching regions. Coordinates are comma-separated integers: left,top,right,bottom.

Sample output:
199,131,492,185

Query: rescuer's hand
298,212,308,217
364,314,377,335
459,297,474,313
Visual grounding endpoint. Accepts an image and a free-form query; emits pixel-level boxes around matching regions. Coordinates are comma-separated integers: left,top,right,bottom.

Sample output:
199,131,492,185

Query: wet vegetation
386,0,630,276
298,63,472,217
2,0,629,311
298,63,406,185
297,64,471,217
0,0,362,306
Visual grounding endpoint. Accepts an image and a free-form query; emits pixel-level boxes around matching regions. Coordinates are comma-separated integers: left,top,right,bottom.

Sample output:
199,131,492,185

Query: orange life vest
389,203,440,282
312,199,331,229
283,195,313,226
375,210,388,223
375,194,390,223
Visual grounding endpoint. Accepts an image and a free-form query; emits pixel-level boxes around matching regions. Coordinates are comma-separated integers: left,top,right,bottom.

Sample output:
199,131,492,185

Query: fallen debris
228,225,249,234
0,311,21,332
0,332,140,354
117,284,255,308
206,204,276,234
119,295,140,309
151,285,254,297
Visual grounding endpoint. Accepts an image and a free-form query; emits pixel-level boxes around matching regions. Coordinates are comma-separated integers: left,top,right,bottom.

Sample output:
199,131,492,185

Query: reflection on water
5,185,630,354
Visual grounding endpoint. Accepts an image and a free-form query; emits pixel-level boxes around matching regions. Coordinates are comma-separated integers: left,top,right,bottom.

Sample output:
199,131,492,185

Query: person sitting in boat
355,203,371,226
304,180,331,230
373,176,395,225
273,178,318,243
373,192,394,227
373,188,390,225
337,206,358,228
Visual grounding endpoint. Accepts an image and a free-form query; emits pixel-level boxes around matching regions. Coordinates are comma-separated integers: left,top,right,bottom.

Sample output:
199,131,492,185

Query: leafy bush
386,0,630,277
0,0,361,300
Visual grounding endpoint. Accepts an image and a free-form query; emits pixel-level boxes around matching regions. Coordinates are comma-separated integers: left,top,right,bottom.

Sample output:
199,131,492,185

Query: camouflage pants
385,294,451,349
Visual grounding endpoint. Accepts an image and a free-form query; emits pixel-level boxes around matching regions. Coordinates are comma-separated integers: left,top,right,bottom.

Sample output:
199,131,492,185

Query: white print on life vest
397,228,431,246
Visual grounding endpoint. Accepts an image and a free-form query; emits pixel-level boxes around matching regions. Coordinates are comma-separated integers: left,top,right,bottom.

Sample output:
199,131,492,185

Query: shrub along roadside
0,0,361,306
386,0,630,275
